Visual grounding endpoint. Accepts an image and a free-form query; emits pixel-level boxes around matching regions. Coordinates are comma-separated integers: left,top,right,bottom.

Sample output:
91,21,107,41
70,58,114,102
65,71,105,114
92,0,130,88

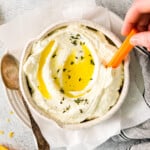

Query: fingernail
130,36,139,45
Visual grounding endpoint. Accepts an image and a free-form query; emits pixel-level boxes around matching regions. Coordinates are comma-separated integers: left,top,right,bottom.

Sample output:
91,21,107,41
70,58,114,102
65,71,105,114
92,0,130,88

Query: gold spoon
1,53,50,150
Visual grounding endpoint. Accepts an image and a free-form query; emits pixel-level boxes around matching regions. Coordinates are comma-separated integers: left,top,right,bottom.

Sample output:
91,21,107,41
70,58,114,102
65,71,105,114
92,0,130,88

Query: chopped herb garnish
70,61,74,65
70,35,78,39
70,34,80,45
63,68,66,72
72,40,77,45
90,59,95,65
74,98,89,105
85,99,89,104
52,54,57,58
66,105,71,111
80,41,85,46
70,35,75,39
79,109,83,113
60,88,65,94
79,78,82,82
57,69,60,73
70,34,80,39
77,33,80,37
63,105,71,113
74,98,84,105
81,56,84,60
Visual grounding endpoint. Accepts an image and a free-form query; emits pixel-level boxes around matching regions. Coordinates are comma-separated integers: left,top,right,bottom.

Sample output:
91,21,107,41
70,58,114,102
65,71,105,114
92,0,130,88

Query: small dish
19,20,130,129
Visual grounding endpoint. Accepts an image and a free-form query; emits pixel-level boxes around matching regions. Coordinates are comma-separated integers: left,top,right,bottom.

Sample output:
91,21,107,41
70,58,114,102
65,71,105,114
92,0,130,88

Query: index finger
122,0,150,35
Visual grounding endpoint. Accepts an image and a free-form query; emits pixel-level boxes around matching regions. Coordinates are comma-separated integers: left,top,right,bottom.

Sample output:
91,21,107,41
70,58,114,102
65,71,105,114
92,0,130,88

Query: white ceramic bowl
19,20,130,129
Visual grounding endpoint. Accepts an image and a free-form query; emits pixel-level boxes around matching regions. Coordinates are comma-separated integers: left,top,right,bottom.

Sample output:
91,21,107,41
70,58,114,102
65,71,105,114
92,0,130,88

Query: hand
121,0,150,51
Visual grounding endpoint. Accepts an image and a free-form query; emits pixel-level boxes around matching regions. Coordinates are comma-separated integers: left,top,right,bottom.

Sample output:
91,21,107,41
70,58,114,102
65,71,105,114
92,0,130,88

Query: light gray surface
0,1,51,149
1,0,145,150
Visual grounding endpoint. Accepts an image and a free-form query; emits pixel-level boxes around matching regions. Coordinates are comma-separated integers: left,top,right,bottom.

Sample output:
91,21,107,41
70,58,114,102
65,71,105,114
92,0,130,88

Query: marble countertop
0,0,132,150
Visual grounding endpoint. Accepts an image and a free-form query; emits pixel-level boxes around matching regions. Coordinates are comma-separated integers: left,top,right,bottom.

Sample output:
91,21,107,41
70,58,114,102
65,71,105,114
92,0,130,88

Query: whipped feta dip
23,23,124,124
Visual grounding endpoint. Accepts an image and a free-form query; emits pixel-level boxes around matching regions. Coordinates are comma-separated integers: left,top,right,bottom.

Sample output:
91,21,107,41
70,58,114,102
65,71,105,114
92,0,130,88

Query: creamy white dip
23,23,124,124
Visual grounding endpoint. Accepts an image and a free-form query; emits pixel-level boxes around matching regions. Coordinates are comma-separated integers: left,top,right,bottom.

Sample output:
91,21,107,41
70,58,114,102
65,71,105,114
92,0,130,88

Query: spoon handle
18,91,50,150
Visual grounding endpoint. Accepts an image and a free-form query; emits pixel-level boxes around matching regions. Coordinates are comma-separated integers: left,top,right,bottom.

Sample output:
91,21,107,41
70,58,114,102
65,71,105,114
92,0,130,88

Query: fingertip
121,27,127,36
121,26,130,36
121,22,134,36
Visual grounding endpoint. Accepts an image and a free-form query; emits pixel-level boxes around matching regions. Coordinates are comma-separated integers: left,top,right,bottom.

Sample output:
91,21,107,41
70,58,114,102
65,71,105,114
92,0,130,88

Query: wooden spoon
1,53,50,150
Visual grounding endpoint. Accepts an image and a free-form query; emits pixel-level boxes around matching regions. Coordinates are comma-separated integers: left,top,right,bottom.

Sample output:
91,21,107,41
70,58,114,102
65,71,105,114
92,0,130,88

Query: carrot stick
107,28,137,68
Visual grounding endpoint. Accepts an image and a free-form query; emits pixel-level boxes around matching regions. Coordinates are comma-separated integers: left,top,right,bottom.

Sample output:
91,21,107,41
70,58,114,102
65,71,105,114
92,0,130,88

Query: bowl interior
19,20,130,129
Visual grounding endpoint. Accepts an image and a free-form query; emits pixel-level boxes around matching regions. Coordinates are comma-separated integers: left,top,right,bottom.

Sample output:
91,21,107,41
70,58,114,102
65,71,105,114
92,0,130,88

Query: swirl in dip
23,23,124,124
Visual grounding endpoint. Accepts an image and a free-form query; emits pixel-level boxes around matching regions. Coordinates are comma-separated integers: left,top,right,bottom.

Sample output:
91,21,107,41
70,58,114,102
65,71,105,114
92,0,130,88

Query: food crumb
0,145,8,150
6,119,10,123
0,130,4,135
9,111,14,115
9,132,14,138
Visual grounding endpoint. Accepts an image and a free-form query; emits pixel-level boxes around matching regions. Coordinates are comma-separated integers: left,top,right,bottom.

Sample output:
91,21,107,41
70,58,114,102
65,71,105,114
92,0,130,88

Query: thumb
130,31,150,49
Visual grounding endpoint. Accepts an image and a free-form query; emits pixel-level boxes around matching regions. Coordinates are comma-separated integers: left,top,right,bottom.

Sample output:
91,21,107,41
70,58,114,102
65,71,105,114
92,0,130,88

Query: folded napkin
0,0,150,149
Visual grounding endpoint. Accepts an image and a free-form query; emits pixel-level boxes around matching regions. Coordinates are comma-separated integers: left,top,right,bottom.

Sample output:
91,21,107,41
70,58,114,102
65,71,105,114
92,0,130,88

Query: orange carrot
107,28,137,68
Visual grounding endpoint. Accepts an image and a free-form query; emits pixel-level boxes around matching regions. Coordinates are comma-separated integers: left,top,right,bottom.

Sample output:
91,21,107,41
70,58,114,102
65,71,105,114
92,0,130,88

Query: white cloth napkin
0,0,150,149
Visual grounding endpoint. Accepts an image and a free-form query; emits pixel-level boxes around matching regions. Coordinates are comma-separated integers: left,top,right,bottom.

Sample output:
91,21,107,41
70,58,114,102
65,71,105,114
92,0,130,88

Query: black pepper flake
75,56,78,59
62,97,65,100
90,78,93,80
60,101,63,104
52,54,57,58
79,109,83,113
54,77,57,80
70,61,74,65
63,68,66,72
60,88,65,94
68,75,71,79
90,59,95,65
